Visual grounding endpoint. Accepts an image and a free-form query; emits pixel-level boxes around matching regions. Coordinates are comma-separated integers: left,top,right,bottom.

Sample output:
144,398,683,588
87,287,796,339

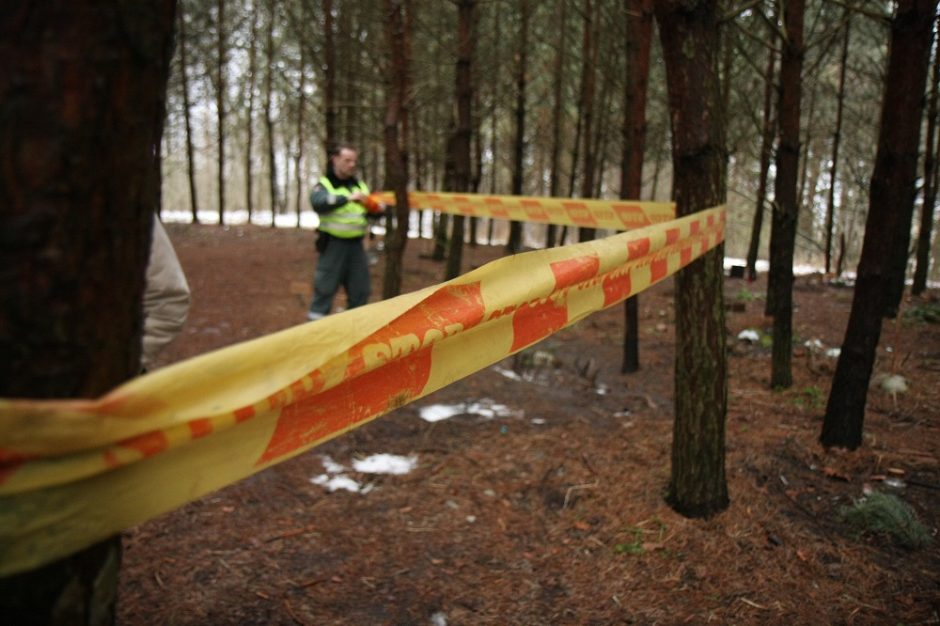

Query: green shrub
839,492,932,549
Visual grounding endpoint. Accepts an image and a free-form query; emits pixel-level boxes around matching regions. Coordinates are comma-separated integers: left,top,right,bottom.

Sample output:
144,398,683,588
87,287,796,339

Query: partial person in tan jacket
141,218,191,371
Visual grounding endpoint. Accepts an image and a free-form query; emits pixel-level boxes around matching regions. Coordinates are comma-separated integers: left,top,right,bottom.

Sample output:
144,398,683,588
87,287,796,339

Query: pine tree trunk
178,2,201,224
546,0,569,249
445,0,476,280
577,0,598,243
507,0,529,254
0,1,176,619
913,19,940,295
746,13,776,281
821,0,937,450
620,0,653,374
245,2,259,224
825,13,851,275
654,0,729,519
323,0,337,153
381,0,412,299
769,0,804,389
265,0,279,226
216,0,227,225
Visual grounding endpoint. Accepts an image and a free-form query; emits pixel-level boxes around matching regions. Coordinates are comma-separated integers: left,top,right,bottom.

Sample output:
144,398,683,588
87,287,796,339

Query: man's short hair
328,142,357,158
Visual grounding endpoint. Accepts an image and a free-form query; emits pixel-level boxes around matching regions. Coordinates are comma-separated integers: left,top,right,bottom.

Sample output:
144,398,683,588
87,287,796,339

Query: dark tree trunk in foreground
913,20,940,295
655,0,729,519
0,1,177,621
179,1,200,224
381,0,412,299
620,0,653,374
884,5,937,315
746,5,777,281
445,0,476,280
821,0,936,450
507,0,529,254
769,0,804,389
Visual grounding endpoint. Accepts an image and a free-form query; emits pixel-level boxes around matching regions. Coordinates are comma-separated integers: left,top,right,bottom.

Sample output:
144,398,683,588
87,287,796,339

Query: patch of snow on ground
418,399,519,422
352,453,418,475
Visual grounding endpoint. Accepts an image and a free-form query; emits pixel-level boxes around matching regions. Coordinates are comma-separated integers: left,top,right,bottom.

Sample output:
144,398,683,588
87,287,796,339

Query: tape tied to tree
0,202,724,576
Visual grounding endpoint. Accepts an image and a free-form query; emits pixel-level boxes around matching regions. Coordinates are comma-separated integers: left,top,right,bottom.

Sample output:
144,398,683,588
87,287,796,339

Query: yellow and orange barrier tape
0,201,722,576
373,191,676,230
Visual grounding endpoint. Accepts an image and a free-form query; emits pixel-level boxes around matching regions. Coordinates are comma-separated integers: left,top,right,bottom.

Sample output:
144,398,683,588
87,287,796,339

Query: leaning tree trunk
913,19,940,295
381,0,412,299
0,1,177,621
821,0,937,450
445,0,476,280
746,7,777,281
179,1,200,224
768,0,804,389
506,0,530,254
655,0,729,519
620,0,653,374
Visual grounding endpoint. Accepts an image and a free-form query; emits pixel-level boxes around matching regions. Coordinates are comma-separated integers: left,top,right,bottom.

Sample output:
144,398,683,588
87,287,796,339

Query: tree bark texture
381,0,411,299
0,0,177,621
620,0,654,374
654,0,729,519
884,4,938,314
445,0,476,280
824,13,851,275
265,0,279,225
546,0,569,249
178,2,201,224
577,0,598,243
746,7,777,281
245,1,259,223
216,0,227,225
913,17,940,295
769,0,804,389
821,0,937,450
507,0,529,254
323,0,337,153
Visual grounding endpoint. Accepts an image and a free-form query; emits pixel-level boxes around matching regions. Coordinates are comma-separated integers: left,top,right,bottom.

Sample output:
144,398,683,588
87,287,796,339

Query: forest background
161,0,938,287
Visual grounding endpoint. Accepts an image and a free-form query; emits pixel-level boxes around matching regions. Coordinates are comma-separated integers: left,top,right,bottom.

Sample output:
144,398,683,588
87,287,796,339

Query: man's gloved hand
362,194,387,215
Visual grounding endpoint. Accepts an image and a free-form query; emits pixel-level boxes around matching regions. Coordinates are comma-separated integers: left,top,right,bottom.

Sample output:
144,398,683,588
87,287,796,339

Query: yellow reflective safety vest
317,176,370,239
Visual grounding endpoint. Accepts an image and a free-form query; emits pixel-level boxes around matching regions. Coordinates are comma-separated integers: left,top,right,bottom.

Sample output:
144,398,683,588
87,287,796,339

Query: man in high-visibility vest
307,143,383,320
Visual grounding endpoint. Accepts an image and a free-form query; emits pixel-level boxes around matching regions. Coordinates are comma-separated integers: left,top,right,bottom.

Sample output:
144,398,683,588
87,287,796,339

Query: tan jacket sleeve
141,219,191,370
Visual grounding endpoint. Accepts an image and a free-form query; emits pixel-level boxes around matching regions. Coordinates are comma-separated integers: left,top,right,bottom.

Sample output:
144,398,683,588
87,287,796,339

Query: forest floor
117,222,940,626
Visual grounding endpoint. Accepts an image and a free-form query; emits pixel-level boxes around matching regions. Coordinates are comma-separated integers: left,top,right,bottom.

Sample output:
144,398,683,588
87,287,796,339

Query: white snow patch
430,612,448,626
310,474,372,493
737,329,760,342
493,366,523,381
320,455,346,474
418,399,518,422
352,453,418,475
825,348,841,358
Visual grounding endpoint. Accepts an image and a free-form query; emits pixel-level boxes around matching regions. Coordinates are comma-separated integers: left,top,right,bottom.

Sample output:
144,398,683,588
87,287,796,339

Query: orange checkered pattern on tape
373,191,675,229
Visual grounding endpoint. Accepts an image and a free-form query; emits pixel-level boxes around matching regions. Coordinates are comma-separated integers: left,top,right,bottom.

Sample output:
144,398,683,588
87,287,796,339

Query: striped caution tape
0,205,723,576
374,191,675,229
